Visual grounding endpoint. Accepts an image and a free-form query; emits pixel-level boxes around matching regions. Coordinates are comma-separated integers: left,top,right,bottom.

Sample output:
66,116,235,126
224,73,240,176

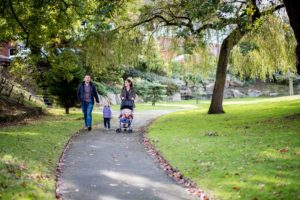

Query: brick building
0,42,16,67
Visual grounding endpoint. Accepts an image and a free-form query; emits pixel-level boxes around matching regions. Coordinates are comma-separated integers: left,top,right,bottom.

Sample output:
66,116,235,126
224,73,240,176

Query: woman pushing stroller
120,79,136,103
116,79,136,133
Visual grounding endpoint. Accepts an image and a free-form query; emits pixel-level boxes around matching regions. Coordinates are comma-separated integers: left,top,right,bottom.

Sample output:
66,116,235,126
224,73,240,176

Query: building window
9,48,16,56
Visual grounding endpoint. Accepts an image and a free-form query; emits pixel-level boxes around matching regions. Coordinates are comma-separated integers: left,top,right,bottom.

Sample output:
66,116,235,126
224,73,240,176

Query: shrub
134,78,151,98
122,67,142,80
144,82,166,106
107,85,121,94
164,81,179,96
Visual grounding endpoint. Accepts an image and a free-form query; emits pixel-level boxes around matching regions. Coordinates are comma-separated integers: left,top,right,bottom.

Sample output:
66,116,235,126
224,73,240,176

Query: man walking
77,74,100,131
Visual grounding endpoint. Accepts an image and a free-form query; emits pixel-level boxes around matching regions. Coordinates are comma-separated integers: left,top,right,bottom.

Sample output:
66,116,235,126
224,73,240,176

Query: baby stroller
116,100,134,133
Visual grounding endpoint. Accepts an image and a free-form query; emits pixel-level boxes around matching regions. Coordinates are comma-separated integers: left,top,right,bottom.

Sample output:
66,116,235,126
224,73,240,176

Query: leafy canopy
231,15,296,80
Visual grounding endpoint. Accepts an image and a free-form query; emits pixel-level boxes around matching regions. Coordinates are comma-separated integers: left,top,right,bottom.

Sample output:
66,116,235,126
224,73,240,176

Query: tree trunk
208,29,244,114
283,0,300,74
65,107,69,114
65,102,69,114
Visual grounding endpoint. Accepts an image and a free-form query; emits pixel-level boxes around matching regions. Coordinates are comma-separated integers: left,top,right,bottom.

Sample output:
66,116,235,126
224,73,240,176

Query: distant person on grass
103,100,112,130
77,74,99,131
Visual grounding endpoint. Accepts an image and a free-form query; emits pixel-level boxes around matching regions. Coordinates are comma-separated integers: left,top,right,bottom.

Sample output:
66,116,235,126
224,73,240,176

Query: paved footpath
59,110,196,200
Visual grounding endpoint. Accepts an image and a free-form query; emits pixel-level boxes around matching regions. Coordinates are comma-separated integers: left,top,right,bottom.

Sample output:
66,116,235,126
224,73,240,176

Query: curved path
58,110,197,200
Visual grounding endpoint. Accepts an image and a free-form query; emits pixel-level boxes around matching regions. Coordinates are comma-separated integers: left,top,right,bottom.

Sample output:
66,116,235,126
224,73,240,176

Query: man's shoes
88,127,92,131
84,127,88,130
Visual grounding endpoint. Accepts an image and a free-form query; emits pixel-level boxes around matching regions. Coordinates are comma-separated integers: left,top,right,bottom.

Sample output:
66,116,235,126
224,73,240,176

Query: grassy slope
0,96,44,124
0,109,101,199
148,96,300,200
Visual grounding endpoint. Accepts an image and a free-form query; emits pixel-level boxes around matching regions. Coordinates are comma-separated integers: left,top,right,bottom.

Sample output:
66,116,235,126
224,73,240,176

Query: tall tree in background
231,15,296,80
48,49,84,114
1,0,129,112
84,30,143,83
136,0,285,114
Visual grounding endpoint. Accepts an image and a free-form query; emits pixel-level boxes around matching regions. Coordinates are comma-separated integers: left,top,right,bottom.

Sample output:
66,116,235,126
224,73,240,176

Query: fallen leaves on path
142,128,211,200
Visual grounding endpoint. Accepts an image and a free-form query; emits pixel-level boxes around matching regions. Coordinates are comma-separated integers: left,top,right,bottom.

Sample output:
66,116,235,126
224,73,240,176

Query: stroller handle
120,99,134,110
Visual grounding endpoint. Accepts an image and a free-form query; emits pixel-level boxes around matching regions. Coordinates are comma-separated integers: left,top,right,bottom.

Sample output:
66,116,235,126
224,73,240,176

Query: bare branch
260,4,285,16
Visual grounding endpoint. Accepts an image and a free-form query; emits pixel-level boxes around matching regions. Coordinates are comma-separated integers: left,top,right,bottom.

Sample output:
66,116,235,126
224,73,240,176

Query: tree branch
9,0,51,66
127,2,285,40
260,4,285,17
8,0,30,46
60,0,80,13
193,17,238,34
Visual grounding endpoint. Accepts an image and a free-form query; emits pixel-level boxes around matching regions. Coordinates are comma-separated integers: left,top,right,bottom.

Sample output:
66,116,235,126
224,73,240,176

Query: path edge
141,119,212,200
55,128,86,200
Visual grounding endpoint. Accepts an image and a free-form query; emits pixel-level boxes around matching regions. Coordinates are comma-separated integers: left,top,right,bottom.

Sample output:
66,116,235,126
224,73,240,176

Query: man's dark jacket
77,82,100,104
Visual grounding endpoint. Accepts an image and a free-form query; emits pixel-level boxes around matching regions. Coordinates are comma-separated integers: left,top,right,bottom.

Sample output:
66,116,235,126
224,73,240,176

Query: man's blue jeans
82,102,93,127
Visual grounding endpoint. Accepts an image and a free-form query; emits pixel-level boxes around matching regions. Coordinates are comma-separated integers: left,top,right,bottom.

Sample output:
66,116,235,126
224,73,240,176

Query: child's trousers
104,118,111,129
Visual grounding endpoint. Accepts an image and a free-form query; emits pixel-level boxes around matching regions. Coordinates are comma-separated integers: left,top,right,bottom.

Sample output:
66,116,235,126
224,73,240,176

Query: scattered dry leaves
278,147,289,153
141,127,211,200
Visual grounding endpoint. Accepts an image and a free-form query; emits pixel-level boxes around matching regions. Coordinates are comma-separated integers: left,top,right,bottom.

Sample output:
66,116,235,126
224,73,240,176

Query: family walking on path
58,74,196,200
77,74,136,131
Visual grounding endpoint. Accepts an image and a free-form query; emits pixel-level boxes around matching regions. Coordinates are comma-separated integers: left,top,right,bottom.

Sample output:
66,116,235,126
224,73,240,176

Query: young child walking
102,101,112,130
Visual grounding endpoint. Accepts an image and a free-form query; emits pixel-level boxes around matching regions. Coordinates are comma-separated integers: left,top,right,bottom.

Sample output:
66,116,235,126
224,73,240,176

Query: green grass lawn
0,108,101,199
148,96,300,200
111,98,272,111
111,103,194,111
110,97,274,111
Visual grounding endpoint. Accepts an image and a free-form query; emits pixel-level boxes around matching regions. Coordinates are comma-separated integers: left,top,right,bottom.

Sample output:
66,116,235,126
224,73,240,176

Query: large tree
1,0,128,112
0,0,125,49
136,0,285,114
0,0,127,81
48,49,84,114
283,0,300,75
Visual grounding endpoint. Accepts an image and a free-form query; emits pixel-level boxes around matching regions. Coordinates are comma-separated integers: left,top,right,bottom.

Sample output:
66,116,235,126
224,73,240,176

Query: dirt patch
284,113,300,120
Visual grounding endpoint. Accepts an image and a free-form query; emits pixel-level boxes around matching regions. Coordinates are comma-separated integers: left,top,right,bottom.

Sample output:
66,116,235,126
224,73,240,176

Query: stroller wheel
116,128,121,133
128,129,133,133
124,128,127,132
